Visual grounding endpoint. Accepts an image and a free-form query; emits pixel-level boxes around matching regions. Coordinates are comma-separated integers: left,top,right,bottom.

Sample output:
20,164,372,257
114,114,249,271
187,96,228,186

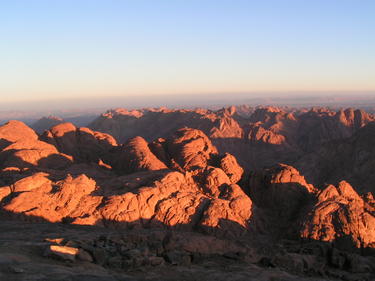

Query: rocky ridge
89,106,375,172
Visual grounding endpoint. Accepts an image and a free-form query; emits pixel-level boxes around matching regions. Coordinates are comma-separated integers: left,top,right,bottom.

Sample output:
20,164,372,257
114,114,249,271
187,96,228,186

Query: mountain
89,106,375,171
0,107,374,280
31,114,100,134
296,122,375,194
31,116,64,134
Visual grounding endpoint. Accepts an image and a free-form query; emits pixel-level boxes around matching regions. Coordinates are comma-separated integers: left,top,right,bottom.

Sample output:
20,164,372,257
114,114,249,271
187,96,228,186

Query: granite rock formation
0,107,374,280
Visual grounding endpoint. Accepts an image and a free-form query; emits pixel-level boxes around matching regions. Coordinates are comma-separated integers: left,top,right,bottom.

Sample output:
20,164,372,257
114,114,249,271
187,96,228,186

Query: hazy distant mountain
31,116,64,134
0,108,104,127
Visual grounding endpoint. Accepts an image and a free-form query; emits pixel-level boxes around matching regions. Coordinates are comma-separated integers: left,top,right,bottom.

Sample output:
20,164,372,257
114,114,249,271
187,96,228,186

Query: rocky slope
0,113,374,280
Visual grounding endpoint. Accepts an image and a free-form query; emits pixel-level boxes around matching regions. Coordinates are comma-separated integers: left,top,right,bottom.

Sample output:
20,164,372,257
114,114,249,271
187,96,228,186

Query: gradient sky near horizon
1,0,375,103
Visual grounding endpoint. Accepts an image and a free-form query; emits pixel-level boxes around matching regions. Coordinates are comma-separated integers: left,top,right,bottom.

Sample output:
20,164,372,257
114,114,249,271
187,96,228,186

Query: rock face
247,163,375,251
0,121,73,170
3,174,99,223
89,106,375,173
217,153,244,183
301,181,375,249
41,122,117,163
0,120,38,150
0,115,373,247
296,122,375,194
111,136,167,174
1,107,375,280
297,108,374,152
167,128,218,171
89,107,243,144
2,170,251,237
249,164,316,219
248,164,318,237
0,139,73,169
0,122,251,237
244,107,297,145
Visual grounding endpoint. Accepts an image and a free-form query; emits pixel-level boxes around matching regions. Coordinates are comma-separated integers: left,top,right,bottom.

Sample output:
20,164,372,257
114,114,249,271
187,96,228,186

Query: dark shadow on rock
0,138,12,151
91,169,172,197
1,207,374,280
247,172,317,238
212,137,301,171
37,154,73,169
0,206,249,241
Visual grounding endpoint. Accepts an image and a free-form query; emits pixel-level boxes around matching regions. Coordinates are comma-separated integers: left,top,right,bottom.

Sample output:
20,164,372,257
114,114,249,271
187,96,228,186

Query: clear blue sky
1,0,374,103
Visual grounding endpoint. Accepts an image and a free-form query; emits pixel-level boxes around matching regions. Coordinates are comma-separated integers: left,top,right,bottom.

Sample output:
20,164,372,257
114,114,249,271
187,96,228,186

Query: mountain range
0,105,374,281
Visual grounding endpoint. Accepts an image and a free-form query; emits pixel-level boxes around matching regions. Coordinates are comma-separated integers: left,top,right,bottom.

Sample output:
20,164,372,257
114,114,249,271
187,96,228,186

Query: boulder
45,245,79,262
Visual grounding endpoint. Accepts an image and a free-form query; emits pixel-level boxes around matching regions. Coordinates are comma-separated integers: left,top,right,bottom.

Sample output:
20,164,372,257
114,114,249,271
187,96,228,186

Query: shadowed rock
112,136,167,174
31,116,64,134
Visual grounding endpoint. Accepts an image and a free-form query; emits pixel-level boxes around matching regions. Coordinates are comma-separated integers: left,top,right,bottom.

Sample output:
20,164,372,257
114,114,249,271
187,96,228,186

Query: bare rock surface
296,122,375,194
0,120,38,150
41,122,117,163
217,152,244,183
166,128,218,171
301,181,375,249
0,122,251,237
112,136,167,174
89,106,375,172
0,108,375,281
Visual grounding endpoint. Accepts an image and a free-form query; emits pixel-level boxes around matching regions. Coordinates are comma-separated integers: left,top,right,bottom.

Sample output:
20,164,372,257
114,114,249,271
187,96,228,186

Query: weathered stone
45,245,79,262
301,181,375,249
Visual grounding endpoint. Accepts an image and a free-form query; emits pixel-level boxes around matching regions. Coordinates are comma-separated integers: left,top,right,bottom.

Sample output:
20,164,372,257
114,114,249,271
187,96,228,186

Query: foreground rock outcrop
301,181,375,249
0,120,73,170
248,164,316,234
1,123,252,238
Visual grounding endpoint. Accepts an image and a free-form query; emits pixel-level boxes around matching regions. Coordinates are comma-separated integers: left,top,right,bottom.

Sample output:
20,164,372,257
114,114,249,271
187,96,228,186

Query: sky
0,0,375,106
